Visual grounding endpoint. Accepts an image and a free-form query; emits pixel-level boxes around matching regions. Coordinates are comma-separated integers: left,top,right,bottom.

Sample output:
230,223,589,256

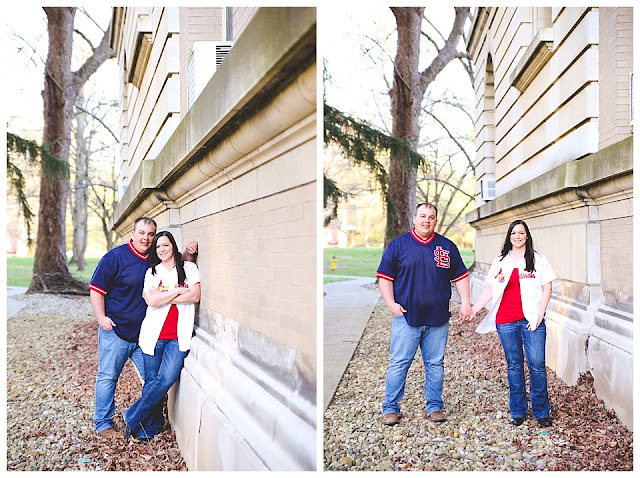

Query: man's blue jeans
94,327,145,433
496,319,550,420
123,340,187,439
382,316,449,415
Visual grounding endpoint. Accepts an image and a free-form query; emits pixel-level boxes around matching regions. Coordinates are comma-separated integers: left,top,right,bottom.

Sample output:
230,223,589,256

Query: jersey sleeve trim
376,272,394,282
90,284,108,295
452,271,469,283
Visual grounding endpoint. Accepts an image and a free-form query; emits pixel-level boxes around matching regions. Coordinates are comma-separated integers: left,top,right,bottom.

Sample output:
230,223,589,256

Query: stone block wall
599,7,633,149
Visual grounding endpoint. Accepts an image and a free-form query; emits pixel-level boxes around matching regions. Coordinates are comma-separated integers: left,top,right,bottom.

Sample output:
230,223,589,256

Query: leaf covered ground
324,297,633,471
7,293,187,471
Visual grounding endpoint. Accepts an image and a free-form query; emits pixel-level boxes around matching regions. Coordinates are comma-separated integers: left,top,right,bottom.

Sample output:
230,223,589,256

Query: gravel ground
7,293,187,471
323,294,633,471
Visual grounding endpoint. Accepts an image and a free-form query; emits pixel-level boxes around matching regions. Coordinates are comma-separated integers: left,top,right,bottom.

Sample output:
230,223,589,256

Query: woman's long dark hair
499,220,535,272
149,231,186,285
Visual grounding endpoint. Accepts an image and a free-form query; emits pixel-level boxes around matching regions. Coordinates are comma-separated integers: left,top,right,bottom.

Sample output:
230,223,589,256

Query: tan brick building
109,7,316,469
466,7,632,429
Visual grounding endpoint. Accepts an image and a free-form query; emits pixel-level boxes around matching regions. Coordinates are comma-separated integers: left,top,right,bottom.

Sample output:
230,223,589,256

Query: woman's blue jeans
123,340,187,439
496,319,550,420
382,316,449,416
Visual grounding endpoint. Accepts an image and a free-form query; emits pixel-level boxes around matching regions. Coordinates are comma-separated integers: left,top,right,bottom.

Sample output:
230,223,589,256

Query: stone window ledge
509,27,554,92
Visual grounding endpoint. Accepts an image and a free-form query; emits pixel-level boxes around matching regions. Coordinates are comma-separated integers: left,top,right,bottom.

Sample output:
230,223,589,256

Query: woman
471,220,555,427
123,231,200,440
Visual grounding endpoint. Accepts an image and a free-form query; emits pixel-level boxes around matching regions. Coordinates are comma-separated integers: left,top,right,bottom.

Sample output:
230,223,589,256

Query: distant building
466,7,632,429
109,7,316,469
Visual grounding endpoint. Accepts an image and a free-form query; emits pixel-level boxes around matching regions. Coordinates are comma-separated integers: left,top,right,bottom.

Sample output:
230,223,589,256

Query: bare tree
88,154,119,252
69,88,120,269
386,7,470,245
69,89,90,270
28,7,114,294
416,95,475,238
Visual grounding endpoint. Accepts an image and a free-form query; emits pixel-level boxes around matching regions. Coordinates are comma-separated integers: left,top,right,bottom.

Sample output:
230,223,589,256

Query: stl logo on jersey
434,246,450,268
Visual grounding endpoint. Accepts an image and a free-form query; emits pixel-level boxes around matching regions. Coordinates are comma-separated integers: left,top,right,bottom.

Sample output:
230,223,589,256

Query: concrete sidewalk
323,276,380,411
7,287,28,318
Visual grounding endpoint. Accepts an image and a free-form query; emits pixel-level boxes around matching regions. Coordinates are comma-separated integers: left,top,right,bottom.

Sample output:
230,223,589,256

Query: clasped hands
386,302,478,323
458,303,476,323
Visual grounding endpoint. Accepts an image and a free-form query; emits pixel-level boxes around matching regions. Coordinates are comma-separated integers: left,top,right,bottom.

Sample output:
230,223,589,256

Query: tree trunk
71,90,89,271
28,6,114,294
29,7,81,294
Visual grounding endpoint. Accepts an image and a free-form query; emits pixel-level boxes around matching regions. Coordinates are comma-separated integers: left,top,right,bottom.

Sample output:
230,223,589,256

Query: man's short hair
415,202,438,217
133,217,157,232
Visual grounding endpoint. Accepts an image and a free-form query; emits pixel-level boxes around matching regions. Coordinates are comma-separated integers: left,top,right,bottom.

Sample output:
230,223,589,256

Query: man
90,217,198,438
377,202,473,426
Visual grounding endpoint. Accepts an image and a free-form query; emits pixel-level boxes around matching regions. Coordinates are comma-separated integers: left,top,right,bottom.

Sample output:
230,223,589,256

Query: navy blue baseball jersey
90,241,150,342
377,229,468,326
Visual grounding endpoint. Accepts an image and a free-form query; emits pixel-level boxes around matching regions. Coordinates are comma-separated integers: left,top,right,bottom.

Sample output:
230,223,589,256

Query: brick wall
181,181,316,358
599,216,633,301
599,7,633,149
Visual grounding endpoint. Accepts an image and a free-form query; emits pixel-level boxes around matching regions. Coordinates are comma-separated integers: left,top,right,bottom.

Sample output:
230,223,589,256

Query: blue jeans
382,316,449,415
94,327,145,433
496,319,550,420
123,340,187,439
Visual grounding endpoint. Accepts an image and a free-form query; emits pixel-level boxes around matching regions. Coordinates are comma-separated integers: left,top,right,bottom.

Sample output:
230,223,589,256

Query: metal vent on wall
480,177,496,201
187,41,233,109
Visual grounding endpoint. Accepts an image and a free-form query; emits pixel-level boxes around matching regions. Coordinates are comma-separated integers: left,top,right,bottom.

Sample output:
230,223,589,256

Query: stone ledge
467,135,633,224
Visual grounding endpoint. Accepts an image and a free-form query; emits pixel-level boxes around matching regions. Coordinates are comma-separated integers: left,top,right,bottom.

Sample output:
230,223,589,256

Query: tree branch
422,106,475,174
74,104,120,143
74,20,115,86
419,7,470,89
73,28,95,50
418,175,474,199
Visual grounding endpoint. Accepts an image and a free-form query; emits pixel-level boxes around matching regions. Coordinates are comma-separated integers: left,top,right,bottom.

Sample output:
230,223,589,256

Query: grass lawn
324,247,384,279
323,247,475,283
7,256,100,287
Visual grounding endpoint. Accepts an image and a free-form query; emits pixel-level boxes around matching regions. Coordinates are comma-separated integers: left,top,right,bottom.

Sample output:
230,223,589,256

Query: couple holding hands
378,203,555,428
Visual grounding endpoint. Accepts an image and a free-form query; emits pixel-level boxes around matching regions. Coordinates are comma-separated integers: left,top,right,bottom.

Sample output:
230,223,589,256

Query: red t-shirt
496,268,525,324
158,304,179,340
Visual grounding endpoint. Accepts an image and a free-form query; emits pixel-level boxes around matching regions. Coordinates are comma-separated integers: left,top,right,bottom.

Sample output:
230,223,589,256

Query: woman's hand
170,283,201,305
527,315,544,331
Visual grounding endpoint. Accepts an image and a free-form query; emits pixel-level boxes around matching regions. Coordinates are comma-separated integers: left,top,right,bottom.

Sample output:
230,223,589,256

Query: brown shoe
422,410,447,422
383,411,403,426
97,427,119,439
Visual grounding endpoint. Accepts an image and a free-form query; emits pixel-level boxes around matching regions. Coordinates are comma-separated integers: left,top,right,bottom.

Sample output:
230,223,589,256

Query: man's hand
185,241,198,255
388,302,407,317
97,315,116,331
458,303,474,322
